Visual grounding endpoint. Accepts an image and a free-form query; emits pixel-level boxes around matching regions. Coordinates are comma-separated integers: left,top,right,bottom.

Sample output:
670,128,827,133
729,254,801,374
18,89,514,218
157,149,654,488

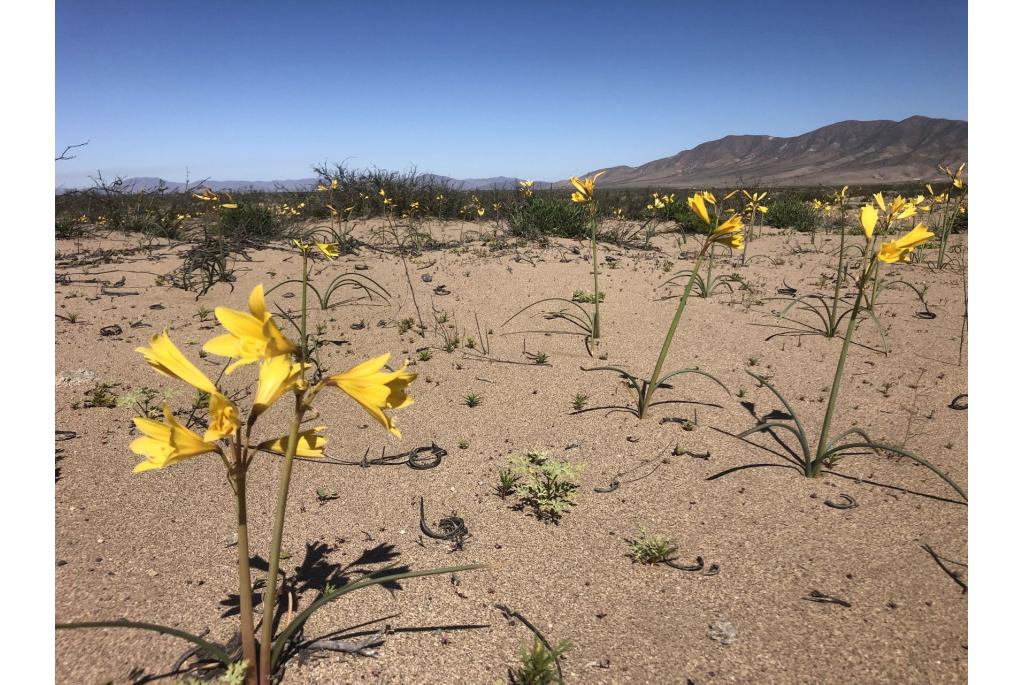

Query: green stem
639,249,706,418
828,227,846,334
589,207,601,340
813,259,876,475
299,251,308,363
233,457,258,685
936,197,950,269
257,399,305,685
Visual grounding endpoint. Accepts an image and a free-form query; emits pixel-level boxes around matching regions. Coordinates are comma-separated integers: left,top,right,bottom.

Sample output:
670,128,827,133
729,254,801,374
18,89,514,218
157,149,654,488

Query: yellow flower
873,192,886,211
316,242,339,260
204,285,297,373
131,404,221,473
326,353,416,438
710,215,745,250
193,191,218,202
860,204,878,238
688,193,711,224
258,427,327,458
330,179,338,189
877,224,934,263
220,203,238,209
252,355,307,420
569,171,605,204
317,184,328,192
137,331,218,395
519,180,534,188
206,392,240,441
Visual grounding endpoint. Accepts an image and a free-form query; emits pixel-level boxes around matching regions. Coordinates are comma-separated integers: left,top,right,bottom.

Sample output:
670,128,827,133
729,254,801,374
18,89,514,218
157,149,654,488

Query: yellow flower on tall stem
326,353,416,437
860,204,878,238
204,285,297,373
252,356,306,420
569,171,605,204
258,427,327,458
131,404,222,473
878,224,934,263
137,331,219,394
688,193,711,224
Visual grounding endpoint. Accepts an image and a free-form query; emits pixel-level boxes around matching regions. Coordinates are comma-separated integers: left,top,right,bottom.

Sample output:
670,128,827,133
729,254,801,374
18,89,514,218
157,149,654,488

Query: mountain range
571,116,966,188
62,116,965,192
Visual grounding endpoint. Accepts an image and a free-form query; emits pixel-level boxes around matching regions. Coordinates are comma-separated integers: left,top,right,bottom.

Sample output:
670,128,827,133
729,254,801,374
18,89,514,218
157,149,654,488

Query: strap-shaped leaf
56,619,233,665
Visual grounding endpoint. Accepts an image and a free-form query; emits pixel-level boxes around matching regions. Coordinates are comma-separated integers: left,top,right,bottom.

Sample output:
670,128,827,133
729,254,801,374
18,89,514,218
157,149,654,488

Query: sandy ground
55,221,968,684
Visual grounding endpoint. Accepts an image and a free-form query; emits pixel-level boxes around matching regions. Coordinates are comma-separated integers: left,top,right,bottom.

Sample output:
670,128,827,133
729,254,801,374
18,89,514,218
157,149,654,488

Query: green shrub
506,197,589,240
508,449,582,522
671,203,709,234
218,203,280,240
765,196,817,231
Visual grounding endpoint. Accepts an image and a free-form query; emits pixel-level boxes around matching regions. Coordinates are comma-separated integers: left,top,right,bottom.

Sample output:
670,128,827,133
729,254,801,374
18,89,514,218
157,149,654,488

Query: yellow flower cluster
569,171,605,204
130,285,416,473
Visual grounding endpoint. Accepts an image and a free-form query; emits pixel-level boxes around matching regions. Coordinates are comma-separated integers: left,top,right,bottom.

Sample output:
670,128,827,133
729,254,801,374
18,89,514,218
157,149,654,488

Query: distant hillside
571,116,967,188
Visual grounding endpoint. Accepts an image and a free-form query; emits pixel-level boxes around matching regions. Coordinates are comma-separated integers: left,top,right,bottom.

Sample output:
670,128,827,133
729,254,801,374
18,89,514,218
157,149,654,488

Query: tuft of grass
417,349,433,362
627,529,678,564
463,393,482,408
571,393,589,411
457,439,470,449
509,637,572,685
398,318,415,334
496,468,520,498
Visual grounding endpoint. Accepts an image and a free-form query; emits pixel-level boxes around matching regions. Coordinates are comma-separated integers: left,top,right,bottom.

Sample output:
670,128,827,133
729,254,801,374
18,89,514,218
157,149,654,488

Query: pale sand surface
55,223,967,684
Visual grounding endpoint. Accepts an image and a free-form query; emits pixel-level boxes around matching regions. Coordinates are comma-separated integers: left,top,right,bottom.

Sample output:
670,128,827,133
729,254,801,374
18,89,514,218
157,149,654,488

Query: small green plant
315,488,339,506
117,386,174,419
508,637,572,685
465,336,477,349
527,350,549,365
508,449,582,522
84,382,118,408
457,439,469,449
398,317,415,334
627,529,678,564
417,349,433,362
571,393,589,411
64,312,79,324
496,468,520,498
463,393,482,408
571,289,605,304
196,305,214,322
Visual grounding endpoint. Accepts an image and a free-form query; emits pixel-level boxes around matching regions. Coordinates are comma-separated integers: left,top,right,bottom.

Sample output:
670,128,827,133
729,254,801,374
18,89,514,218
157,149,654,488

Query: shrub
506,197,589,240
765,196,817,231
218,203,280,240
508,449,582,522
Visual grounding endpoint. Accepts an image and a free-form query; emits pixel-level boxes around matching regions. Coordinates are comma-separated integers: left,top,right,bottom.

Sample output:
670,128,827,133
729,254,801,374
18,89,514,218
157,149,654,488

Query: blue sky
55,0,966,188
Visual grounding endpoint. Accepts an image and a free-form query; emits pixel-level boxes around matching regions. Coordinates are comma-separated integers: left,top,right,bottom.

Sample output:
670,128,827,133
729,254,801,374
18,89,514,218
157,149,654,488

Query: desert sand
55,222,967,684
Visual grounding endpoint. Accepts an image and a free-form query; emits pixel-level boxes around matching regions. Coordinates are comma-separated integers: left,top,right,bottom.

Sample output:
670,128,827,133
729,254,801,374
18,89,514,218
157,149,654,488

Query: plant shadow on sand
125,541,487,684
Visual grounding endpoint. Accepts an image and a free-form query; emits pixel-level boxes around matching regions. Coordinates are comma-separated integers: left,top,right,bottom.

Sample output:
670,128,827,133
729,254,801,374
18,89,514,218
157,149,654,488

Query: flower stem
589,207,601,340
257,398,305,684
812,259,875,475
233,460,258,685
639,250,705,418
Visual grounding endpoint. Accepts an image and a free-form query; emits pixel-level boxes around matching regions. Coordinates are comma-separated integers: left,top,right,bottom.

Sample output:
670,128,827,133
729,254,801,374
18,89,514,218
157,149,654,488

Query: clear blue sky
56,0,966,188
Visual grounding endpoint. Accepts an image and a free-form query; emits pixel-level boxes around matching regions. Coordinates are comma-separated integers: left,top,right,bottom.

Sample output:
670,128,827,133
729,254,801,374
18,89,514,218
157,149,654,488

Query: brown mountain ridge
574,116,966,188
